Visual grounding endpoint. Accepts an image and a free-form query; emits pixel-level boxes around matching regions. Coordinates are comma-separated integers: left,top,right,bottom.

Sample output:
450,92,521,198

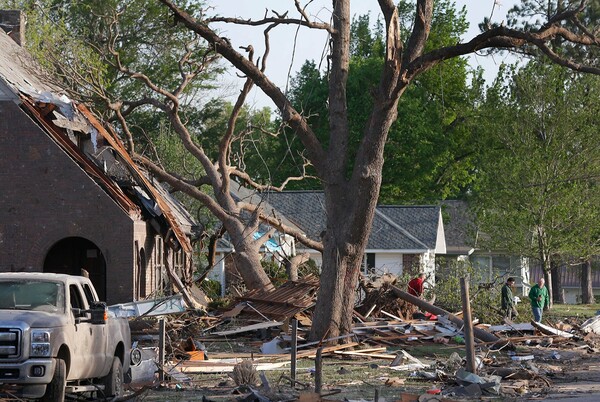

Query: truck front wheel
102,357,124,398
40,358,66,402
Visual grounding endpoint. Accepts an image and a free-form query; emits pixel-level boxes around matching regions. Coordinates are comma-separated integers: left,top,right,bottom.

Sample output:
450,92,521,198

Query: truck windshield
0,281,65,313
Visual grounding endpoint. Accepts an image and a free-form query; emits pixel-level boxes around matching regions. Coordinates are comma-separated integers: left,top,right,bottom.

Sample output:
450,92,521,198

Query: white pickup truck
0,272,131,401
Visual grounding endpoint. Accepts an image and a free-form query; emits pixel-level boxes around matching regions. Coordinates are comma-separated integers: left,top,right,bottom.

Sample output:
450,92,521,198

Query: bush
435,261,508,325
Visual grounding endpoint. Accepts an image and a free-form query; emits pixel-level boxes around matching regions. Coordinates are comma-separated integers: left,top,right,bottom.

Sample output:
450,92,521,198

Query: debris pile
125,275,600,401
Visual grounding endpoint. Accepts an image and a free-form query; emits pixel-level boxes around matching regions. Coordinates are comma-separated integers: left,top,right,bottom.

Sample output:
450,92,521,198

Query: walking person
528,277,550,322
501,277,518,320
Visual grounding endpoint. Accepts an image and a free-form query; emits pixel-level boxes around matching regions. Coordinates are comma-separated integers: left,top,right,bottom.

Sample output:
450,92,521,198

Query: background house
0,14,200,304
440,200,535,297
529,262,600,304
209,190,447,292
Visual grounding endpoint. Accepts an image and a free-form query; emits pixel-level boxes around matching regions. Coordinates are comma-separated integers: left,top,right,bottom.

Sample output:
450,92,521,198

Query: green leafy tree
279,1,482,203
474,61,600,306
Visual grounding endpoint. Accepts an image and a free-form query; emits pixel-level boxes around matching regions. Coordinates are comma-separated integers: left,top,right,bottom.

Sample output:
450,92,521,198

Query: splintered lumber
175,360,290,373
390,285,500,343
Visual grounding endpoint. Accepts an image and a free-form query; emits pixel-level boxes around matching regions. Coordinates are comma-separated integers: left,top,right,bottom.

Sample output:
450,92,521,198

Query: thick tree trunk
309,246,353,342
581,259,595,304
551,259,565,304
543,268,553,309
309,185,377,343
284,253,309,281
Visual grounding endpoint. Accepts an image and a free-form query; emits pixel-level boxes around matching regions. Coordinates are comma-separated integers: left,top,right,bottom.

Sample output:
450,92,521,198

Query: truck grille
0,328,21,358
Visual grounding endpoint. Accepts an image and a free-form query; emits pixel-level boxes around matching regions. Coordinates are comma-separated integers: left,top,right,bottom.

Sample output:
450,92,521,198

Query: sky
208,1,520,109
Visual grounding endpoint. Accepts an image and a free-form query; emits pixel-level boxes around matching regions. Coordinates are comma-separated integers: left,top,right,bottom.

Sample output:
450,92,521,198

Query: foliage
261,257,321,286
278,1,482,203
199,278,222,301
474,61,600,268
435,261,511,325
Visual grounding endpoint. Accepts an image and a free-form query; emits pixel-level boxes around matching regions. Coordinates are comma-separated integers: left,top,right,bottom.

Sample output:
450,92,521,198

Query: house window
471,254,521,283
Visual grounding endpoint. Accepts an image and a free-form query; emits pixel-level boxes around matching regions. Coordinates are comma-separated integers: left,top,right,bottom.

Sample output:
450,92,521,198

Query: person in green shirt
501,277,518,320
528,277,550,322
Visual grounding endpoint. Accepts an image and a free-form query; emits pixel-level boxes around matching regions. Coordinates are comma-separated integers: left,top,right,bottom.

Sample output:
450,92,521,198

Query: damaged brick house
0,12,200,304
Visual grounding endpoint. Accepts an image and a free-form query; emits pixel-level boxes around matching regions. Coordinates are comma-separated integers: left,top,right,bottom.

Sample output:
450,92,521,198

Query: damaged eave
18,93,142,218
76,104,193,254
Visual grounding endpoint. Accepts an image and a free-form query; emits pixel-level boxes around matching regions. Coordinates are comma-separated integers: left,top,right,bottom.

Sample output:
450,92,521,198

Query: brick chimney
0,10,25,46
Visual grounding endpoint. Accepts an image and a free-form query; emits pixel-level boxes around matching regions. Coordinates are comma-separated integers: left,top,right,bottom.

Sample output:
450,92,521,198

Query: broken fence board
175,360,290,373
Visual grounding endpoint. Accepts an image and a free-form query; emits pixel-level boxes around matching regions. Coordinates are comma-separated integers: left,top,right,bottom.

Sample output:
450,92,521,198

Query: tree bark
229,243,274,292
581,259,595,304
543,268,553,309
551,259,565,304
284,253,309,281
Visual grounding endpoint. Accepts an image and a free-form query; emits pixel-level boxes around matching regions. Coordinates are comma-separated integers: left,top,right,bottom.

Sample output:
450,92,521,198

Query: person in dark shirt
501,277,518,320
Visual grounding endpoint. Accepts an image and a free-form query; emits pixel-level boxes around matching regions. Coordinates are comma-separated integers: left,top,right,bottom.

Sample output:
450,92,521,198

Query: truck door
82,283,110,375
68,284,106,379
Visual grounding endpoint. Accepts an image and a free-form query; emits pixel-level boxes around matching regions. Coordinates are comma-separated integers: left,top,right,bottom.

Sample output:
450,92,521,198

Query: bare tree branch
158,0,327,175
408,23,600,79
207,11,333,34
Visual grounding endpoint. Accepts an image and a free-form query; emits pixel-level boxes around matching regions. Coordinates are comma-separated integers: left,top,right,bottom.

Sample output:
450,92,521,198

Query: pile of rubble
125,275,600,401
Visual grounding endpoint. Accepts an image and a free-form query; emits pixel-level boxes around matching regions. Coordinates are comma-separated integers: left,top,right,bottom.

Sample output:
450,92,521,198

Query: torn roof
0,28,63,98
0,28,198,252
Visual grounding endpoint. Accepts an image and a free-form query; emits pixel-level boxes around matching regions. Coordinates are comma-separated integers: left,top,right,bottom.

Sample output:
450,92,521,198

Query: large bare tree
77,0,600,341
149,0,600,341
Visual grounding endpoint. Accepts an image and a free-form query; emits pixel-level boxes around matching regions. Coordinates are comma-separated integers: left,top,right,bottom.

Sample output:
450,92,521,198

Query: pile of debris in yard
124,274,600,401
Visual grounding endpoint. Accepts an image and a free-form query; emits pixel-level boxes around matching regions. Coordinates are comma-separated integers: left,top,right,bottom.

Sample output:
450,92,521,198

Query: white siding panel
375,253,403,276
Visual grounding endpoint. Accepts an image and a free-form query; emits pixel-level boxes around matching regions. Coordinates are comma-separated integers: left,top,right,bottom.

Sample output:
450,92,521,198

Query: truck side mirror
71,302,107,325
89,302,108,325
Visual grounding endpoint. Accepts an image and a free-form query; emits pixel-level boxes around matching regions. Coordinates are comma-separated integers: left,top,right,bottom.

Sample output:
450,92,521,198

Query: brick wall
0,101,136,304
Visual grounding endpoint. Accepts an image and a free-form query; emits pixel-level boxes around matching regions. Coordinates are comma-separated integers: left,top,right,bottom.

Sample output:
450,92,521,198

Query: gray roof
439,200,477,254
261,191,443,251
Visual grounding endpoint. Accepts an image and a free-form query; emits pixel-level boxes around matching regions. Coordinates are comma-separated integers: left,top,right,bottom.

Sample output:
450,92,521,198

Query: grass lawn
547,303,600,320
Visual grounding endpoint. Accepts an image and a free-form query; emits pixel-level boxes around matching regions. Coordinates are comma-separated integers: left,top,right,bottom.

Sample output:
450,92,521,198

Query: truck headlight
31,330,51,357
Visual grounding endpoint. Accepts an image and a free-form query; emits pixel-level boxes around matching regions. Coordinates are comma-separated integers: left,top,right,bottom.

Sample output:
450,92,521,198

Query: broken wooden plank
175,360,290,373
489,323,535,332
211,321,283,336
295,342,360,359
333,350,396,359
